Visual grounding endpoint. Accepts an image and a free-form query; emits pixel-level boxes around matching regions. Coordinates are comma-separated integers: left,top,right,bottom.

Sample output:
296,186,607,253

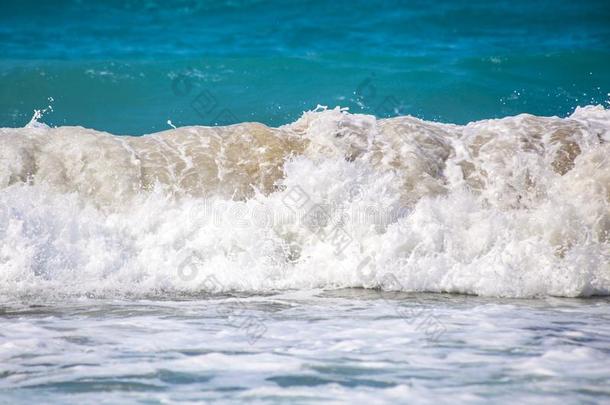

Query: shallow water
1,1,610,402
1,290,609,403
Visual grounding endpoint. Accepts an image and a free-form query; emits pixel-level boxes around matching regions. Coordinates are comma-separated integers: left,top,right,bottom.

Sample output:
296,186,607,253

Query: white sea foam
0,106,608,298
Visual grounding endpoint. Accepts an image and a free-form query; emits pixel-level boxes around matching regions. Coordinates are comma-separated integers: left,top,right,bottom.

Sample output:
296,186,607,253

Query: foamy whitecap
0,106,608,298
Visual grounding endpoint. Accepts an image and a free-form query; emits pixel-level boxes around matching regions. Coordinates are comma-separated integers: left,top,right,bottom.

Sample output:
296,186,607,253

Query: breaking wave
0,106,609,298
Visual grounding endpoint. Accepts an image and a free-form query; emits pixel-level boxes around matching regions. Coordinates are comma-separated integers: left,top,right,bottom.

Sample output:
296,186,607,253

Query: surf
0,106,608,298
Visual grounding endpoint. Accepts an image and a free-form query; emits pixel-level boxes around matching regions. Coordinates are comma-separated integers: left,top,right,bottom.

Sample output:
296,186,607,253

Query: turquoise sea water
1,0,609,134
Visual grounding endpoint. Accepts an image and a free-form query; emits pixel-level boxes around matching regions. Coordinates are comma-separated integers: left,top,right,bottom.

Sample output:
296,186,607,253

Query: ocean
0,0,609,403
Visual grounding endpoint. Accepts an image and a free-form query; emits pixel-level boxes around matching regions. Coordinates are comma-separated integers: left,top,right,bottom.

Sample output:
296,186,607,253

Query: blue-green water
1,0,609,134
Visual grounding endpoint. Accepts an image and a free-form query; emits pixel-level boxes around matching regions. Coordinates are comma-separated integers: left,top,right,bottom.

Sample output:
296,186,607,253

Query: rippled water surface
1,291,609,403
1,0,609,133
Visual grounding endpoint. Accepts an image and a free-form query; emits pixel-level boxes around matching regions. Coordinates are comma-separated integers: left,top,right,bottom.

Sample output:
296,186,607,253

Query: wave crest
0,106,608,298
